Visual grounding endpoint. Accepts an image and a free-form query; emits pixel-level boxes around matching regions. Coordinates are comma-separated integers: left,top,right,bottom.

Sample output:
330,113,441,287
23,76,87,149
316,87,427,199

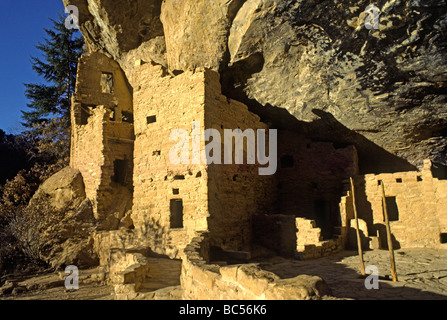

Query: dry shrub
0,118,70,273
7,196,63,265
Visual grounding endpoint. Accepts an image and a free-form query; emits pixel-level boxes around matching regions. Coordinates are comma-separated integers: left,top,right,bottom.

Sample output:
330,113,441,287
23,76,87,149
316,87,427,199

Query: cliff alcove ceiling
64,0,447,173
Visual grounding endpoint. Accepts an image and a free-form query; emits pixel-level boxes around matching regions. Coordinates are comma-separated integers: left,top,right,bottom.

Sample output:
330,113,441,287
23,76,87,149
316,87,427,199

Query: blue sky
0,0,66,134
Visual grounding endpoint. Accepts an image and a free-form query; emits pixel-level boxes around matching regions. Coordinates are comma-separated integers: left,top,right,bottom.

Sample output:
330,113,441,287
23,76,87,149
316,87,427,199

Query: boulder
24,168,98,269
29,167,86,210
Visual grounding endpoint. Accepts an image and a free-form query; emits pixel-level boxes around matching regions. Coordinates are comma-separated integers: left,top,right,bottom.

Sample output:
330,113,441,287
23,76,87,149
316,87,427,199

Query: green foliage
0,13,84,275
21,13,84,128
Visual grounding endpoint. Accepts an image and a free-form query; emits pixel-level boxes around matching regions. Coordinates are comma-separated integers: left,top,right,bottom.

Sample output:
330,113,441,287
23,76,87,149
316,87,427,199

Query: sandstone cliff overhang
63,0,447,172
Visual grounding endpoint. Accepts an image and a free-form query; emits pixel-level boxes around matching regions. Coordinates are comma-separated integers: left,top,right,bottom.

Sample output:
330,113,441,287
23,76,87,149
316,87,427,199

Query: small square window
122,111,134,123
396,178,402,183
147,116,157,124
173,189,180,195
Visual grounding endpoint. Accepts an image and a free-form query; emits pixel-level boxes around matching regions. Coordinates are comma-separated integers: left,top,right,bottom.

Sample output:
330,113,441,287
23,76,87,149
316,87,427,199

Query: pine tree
21,13,84,128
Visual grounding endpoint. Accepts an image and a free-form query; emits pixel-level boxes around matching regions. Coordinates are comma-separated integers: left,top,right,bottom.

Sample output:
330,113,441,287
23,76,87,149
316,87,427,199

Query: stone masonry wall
359,160,447,249
132,61,209,258
204,69,275,252
131,62,275,256
277,131,358,239
252,214,297,258
71,52,134,220
74,52,133,118
181,233,332,300
71,106,134,219
71,105,108,217
295,218,344,260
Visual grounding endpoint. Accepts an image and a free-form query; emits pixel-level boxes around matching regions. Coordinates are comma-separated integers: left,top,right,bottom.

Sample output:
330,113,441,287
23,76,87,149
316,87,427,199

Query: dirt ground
1,248,446,300
0,267,113,300
259,248,447,300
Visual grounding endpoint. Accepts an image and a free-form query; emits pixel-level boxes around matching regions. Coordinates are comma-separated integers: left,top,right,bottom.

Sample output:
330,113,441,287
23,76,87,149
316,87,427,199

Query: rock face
63,0,447,170
25,168,98,269
160,0,245,71
224,0,447,171
63,0,164,59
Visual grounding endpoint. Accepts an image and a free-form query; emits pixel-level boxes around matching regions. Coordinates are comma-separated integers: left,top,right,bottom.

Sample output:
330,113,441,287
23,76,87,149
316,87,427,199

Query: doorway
170,199,184,229
314,199,333,240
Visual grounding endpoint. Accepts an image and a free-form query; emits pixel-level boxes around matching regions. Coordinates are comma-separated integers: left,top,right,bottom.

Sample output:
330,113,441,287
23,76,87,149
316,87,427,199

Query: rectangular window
385,196,399,221
80,105,95,125
101,72,114,93
147,115,157,124
80,107,90,125
122,111,134,123
112,159,128,185
170,199,184,229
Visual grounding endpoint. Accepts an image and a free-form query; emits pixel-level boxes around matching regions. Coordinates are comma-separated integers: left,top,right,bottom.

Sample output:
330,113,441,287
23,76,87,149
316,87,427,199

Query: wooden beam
380,180,398,282
350,177,365,276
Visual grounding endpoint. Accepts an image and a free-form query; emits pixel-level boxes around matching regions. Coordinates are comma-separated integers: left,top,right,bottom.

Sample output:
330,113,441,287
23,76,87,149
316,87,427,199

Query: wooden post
380,180,398,282
350,177,365,276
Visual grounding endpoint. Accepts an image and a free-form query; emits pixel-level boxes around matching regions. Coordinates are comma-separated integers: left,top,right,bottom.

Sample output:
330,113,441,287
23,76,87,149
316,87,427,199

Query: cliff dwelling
0,0,442,302
67,49,447,300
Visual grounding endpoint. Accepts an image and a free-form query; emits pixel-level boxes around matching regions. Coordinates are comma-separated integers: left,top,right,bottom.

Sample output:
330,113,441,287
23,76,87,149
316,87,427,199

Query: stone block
236,266,272,298
219,265,238,281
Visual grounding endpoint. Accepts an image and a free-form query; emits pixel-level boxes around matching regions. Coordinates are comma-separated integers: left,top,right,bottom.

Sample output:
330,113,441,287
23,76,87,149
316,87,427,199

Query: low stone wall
92,229,153,299
93,230,136,266
108,248,151,300
252,214,297,258
295,218,344,260
181,233,332,300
